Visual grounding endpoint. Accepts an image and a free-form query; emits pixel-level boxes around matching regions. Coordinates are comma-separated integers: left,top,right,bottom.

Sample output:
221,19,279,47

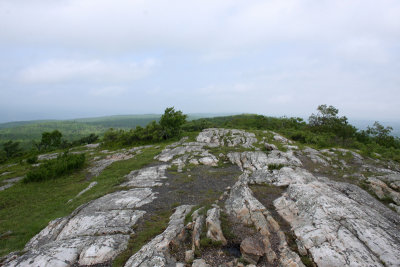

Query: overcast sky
0,0,399,123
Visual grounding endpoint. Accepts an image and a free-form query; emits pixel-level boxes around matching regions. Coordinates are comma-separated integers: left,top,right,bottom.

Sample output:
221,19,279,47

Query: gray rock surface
227,150,302,172
197,128,257,148
124,205,193,267
88,146,151,177
4,188,155,266
191,259,210,267
205,206,227,245
0,177,23,191
121,164,169,187
2,128,400,267
275,177,400,267
68,181,98,203
240,237,264,264
38,152,59,161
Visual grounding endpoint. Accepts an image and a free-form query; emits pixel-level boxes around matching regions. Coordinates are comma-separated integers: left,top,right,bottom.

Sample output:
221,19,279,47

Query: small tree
308,104,356,144
159,107,187,139
366,121,397,148
367,122,393,139
40,130,63,151
3,140,22,159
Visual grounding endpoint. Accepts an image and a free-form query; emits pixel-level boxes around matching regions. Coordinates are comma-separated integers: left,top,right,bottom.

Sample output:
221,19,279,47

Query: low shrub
268,163,285,171
26,155,38,164
24,153,86,183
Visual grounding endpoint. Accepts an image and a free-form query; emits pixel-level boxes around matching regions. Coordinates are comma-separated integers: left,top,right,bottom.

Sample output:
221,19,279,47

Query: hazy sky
0,0,399,123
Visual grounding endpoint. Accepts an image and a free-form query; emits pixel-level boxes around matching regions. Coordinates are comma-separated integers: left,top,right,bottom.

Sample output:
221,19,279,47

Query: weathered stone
121,164,169,188
68,181,98,202
264,143,278,151
37,152,59,161
88,146,151,177
271,132,293,144
191,259,210,267
124,205,193,267
206,206,227,245
85,143,100,148
185,250,194,263
192,209,205,250
240,237,264,265
302,147,331,166
368,177,400,205
275,180,400,267
5,189,155,266
227,150,301,172
197,128,257,148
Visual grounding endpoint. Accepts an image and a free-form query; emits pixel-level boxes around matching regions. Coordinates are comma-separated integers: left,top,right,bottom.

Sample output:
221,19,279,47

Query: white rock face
275,179,400,267
225,136,400,267
68,181,98,202
121,164,170,187
88,145,151,177
37,152,59,161
270,132,293,144
206,206,227,245
0,176,23,191
227,150,302,172
302,147,331,166
4,189,156,266
197,128,257,148
124,205,193,267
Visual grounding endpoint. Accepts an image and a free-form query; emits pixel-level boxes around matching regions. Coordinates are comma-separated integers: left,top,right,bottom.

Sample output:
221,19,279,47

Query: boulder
240,237,264,265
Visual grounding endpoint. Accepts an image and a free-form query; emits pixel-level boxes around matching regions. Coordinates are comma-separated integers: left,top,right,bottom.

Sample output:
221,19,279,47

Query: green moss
112,210,172,267
267,163,285,171
301,255,314,267
220,211,235,240
199,237,222,248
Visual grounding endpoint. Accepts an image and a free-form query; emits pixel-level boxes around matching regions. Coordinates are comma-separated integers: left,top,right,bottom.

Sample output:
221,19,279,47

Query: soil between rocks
112,163,242,266
140,163,242,216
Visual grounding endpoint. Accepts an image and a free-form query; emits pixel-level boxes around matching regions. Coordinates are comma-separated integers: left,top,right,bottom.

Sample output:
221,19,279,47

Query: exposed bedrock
3,188,156,267
275,180,400,267
2,128,400,267
124,205,193,267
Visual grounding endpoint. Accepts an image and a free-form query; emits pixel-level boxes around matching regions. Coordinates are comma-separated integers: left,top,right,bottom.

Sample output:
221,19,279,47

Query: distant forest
0,114,216,148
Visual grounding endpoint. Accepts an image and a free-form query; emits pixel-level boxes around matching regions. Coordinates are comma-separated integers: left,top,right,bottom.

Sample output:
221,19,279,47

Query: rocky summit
1,128,400,267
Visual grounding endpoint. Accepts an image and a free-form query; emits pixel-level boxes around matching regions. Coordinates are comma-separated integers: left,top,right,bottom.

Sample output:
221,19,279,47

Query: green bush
24,153,86,183
268,163,285,171
103,107,187,148
26,155,38,164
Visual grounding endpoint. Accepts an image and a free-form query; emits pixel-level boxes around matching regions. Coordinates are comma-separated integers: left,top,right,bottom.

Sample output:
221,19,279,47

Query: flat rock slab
275,180,400,267
121,165,169,187
4,188,156,266
0,177,23,191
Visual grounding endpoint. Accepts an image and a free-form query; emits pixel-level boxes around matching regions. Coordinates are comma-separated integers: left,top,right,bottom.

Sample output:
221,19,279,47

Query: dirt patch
113,163,241,266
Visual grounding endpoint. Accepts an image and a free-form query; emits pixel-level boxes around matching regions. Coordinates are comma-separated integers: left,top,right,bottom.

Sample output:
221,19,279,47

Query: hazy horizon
1,1,399,123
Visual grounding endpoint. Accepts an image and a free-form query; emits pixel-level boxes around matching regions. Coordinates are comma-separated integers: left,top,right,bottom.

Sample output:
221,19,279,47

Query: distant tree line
183,105,400,162
1,105,399,164
0,130,98,163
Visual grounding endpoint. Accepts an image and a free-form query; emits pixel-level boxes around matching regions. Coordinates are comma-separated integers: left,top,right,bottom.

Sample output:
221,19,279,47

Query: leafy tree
3,140,22,159
367,121,393,140
366,122,399,148
159,107,187,139
308,104,356,144
39,130,63,151
309,105,345,128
